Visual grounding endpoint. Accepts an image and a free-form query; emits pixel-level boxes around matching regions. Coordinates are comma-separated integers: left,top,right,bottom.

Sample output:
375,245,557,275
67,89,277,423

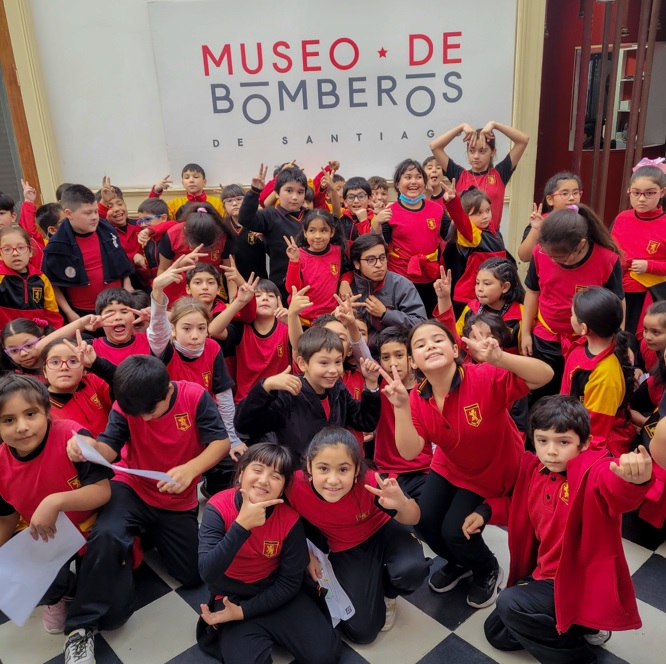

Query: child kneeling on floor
463,395,654,664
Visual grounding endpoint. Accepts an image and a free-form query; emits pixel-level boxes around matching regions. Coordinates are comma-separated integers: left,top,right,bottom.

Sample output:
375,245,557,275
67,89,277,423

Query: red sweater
611,207,666,293
486,449,653,633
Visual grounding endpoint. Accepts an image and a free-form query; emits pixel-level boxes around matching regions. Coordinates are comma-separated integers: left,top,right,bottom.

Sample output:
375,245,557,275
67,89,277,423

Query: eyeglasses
137,215,159,226
223,197,244,205
552,190,582,199
345,193,368,202
628,189,661,199
359,254,387,266
0,244,29,256
3,337,43,357
45,357,82,370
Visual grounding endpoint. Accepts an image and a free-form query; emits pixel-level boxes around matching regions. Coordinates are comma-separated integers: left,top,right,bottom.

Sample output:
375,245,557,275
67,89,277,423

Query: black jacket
234,376,381,459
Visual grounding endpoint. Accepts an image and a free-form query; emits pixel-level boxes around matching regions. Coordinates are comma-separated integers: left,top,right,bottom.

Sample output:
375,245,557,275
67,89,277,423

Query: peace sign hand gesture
461,325,503,365
283,236,300,262
63,329,96,369
364,472,409,511
379,365,410,408
252,164,268,191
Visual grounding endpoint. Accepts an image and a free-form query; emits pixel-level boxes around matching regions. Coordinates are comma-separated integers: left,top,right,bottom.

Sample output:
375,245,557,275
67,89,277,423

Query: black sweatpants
65,482,200,634
484,578,596,664
414,281,437,318
624,291,647,338
397,470,428,503
329,519,429,644
418,470,496,576
529,335,565,406
214,590,340,664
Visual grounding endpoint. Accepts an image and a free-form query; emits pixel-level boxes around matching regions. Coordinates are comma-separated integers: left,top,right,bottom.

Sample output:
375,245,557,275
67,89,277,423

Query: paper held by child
75,433,179,485
0,513,85,626
307,539,355,627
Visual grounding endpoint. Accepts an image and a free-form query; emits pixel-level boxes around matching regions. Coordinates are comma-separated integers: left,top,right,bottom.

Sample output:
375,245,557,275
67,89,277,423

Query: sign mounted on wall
148,0,518,182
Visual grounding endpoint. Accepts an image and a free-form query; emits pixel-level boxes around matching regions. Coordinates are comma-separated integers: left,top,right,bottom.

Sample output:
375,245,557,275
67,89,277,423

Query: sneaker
467,563,504,609
64,629,95,664
584,630,612,647
381,597,397,632
428,562,473,593
42,597,70,634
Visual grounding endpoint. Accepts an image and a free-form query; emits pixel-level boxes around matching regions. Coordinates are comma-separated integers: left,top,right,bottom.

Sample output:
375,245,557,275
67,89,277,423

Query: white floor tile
0,607,64,664
605,599,666,664
622,538,656,576
102,592,197,663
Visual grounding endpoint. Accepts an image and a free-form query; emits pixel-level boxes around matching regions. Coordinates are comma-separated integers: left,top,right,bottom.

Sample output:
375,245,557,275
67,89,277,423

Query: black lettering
306,135,314,144
237,138,243,147
212,139,220,147
317,79,340,109
282,136,289,144
331,134,338,143
443,72,463,103
349,77,368,108
377,76,397,106
277,80,308,110
406,85,435,117
211,84,233,113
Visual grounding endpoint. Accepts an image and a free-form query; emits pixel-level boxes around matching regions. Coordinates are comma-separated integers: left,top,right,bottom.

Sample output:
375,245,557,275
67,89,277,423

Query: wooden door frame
0,0,41,203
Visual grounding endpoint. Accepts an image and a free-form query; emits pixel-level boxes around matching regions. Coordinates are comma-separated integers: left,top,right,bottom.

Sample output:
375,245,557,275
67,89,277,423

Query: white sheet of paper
0,513,85,626
76,434,178,485
307,540,355,626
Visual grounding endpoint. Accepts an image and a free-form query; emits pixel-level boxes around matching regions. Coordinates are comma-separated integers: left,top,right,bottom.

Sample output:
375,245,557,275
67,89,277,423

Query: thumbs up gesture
263,366,302,395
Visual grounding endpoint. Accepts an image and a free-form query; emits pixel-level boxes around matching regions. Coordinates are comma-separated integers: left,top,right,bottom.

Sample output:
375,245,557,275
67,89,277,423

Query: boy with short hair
234,326,381,461
36,202,66,239
368,176,389,212
463,395,654,664
65,355,230,659
340,176,392,242
376,326,432,500
222,183,267,281
135,198,172,285
239,164,310,303
42,185,134,321
149,163,225,219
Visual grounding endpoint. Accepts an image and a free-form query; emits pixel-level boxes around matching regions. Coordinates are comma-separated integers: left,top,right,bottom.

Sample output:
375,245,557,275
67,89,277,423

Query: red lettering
302,40,321,72
409,34,433,66
329,38,359,71
202,44,233,76
273,41,293,73
240,43,264,74
443,32,462,64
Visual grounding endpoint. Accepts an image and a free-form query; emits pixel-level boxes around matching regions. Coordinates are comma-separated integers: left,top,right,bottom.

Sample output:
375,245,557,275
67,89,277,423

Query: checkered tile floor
1,505,664,664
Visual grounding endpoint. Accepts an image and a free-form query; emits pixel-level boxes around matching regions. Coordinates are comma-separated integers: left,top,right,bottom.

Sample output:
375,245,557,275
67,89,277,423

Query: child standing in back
610,163,666,335
284,209,351,325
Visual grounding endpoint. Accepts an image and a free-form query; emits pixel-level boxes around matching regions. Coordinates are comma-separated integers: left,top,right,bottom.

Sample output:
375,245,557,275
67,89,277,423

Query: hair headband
566,204,579,212
633,157,666,174
32,318,49,328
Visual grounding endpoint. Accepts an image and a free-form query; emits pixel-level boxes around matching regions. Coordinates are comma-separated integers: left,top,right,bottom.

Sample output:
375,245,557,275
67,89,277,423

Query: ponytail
540,204,620,255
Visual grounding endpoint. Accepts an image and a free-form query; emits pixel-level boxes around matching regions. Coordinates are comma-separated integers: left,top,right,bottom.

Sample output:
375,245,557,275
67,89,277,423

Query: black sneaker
467,563,504,608
428,562,473,593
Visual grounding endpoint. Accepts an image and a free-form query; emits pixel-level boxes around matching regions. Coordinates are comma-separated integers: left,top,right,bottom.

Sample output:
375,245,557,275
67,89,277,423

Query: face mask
173,338,205,359
399,193,425,205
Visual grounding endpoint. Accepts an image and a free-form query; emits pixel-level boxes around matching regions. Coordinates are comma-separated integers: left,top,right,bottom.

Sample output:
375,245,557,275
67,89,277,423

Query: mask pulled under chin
399,193,425,205
173,339,205,359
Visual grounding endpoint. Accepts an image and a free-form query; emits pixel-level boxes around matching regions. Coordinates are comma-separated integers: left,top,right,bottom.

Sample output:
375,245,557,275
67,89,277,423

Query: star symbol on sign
378,48,388,58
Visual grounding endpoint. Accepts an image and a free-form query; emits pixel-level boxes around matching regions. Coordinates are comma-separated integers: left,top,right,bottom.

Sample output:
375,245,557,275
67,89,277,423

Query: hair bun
196,207,207,213
566,204,579,212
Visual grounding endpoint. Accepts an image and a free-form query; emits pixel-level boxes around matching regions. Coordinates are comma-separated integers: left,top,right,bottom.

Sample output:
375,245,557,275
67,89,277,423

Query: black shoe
467,562,504,608
428,562,473,593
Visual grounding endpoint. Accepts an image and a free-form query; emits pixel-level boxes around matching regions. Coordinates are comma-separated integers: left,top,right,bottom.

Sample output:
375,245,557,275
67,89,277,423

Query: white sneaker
584,630,612,647
381,597,397,631
64,628,95,664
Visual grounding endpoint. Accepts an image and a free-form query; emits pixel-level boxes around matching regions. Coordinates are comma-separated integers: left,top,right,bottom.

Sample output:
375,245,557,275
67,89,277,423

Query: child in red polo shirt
65,355,231,661
385,320,553,609
197,443,340,663
465,395,654,664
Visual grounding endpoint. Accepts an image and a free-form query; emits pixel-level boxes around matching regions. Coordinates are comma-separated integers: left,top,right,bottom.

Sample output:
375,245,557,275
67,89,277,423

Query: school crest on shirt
647,240,660,255
330,263,338,275
575,284,587,293
210,249,221,263
426,218,436,231
248,232,256,245
277,343,284,358
201,371,211,389
67,475,81,490
644,422,657,438
464,403,483,427
262,541,279,558
31,287,43,303
174,412,192,431
487,174,497,186
559,480,569,505
89,392,102,409
355,511,371,522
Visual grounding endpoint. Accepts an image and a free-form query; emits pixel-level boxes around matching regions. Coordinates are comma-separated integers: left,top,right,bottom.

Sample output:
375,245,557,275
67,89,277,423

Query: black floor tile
175,583,210,615
621,511,666,551
133,562,173,612
631,553,666,613
0,609,8,626
167,643,218,663
44,633,122,664
417,633,498,663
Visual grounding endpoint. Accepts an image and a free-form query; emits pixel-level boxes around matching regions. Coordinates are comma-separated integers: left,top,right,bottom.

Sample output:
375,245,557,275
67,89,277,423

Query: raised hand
251,164,268,191
530,202,544,231
137,227,153,245
153,255,200,291
21,179,37,203
373,207,392,224
359,358,382,390
236,488,284,530
442,177,457,203
333,293,364,327
283,235,300,262
462,325,503,365
100,176,115,206
288,285,312,316
610,445,653,485
153,174,172,194
479,121,496,145
220,255,246,288
236,274,260,305
364,472,409,511
63,329,96,369
462,512,485,540
183,244,209,264
263,366,302,395
433,266,452,302
379,365,410,408
461,123,476,144
274,297,289,325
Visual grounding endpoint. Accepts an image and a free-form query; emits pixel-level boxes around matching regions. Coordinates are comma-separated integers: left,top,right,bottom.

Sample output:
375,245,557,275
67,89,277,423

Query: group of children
0,123,664,664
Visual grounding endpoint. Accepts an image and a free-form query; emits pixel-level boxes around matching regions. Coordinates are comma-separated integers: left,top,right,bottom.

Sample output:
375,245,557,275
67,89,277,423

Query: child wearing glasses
611,162,666,335
349,234,427,353
518,172,583,263
339,176,392,243
0,226,63,330
1,318,54,379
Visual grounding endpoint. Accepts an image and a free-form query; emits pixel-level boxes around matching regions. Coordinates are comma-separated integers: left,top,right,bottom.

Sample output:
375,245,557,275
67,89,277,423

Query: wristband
250,186,262,194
